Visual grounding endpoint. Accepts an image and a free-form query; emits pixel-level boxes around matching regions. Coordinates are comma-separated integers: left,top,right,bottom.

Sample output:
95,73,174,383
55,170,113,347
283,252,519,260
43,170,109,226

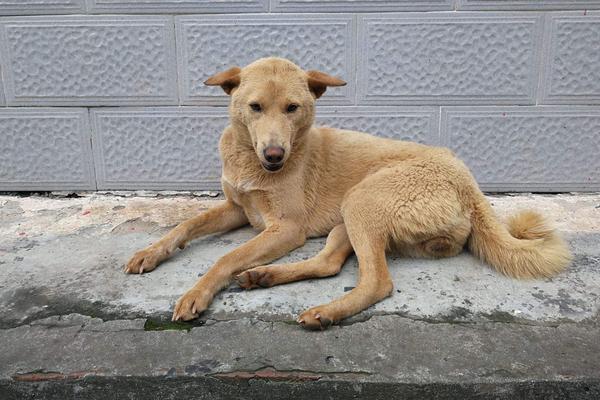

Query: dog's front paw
235,267,273,289
172,289,209,321
124,244,167,274
297,307,335,331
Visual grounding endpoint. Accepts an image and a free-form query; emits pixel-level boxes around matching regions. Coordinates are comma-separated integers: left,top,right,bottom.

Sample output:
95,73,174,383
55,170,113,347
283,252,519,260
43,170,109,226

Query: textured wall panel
541,14,600,104
91,108,229,190
88,0,267,13
176,15,355,106
0,0,85,15
457,1,600,10
0,108,95,191
0,66,5,106
358,14,543,105
441,107,600,192
315,106,439,145
0,16,177,106
272,0,452,12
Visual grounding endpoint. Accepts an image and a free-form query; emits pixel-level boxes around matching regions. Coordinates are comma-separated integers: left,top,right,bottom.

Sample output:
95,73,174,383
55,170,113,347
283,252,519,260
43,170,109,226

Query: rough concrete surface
0,192,599,399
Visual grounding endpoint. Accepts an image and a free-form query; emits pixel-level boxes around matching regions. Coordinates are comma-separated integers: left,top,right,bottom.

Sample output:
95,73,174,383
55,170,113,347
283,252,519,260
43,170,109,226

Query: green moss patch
143,318,194,332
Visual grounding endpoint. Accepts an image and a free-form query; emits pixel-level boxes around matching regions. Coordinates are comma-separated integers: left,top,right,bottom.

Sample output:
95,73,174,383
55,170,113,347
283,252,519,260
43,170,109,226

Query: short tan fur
125,58,571,330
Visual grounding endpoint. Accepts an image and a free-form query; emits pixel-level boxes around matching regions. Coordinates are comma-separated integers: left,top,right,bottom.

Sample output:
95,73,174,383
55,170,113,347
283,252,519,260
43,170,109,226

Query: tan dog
125,57,571,330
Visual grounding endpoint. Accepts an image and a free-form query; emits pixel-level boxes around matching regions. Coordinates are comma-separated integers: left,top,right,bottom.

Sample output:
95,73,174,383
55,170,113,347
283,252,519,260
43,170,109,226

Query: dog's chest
222,174,266,230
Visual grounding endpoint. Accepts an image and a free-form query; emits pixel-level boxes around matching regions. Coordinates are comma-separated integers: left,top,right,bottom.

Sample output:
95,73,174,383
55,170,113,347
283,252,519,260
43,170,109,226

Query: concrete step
0,192,599,399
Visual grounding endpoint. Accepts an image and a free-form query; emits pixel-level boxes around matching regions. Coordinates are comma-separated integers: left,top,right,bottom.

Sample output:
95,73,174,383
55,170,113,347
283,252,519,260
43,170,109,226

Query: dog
125,57,572,330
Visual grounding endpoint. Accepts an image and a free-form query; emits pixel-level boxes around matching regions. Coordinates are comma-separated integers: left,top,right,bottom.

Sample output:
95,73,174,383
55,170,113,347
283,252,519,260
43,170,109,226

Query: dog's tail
467,190,571,279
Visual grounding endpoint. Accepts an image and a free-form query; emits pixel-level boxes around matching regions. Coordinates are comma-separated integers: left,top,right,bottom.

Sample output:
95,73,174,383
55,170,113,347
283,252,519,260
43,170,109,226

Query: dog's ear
306,70,346,99
204,66,242,95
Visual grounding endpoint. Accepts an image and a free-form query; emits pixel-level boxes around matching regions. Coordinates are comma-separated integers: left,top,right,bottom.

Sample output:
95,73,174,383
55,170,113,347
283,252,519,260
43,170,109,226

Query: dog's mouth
261,162,284,172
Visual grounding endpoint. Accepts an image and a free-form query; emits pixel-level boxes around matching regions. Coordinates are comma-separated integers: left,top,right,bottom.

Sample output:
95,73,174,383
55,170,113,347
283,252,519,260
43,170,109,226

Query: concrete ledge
1,316,600,399
4,376,599,400
0,192,599,398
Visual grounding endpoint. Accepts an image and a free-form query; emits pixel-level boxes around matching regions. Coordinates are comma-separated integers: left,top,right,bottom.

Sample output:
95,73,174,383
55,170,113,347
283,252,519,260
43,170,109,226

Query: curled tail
467,194,572,279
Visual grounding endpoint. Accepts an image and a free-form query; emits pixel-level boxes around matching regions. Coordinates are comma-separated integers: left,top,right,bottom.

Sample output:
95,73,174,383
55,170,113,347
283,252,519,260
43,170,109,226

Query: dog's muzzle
262,146,285,172
262,161,284,172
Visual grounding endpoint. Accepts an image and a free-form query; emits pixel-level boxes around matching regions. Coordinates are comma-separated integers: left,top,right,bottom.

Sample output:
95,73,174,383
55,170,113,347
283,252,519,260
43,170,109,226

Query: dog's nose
263,146,285,164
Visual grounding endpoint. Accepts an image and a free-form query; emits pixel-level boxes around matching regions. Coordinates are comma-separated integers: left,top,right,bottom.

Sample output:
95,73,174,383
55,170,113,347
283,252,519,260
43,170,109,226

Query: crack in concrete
208,364,373,382
1,310,595,334
12,370,105,382
338,310,589,329
9,365,372,385
211,368,321,382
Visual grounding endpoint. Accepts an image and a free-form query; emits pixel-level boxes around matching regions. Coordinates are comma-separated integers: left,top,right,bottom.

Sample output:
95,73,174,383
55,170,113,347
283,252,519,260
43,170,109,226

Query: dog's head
205,57,346,173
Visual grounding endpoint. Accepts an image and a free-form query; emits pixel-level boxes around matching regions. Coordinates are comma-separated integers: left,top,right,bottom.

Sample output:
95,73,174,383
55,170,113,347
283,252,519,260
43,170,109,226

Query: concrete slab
1,192,599,398
0,192,598,327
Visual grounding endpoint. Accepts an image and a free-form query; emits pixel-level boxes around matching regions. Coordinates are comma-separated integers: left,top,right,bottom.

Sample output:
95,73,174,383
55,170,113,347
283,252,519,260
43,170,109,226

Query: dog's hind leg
235,224,354,289
297,223,392,330
297,162,469,330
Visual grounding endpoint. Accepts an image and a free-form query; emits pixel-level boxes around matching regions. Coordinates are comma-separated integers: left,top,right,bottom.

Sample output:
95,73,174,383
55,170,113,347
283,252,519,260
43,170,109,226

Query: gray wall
0,1,599,192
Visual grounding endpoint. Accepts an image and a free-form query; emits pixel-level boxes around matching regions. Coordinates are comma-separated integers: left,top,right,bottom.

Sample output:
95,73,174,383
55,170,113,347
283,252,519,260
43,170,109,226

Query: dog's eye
249,103,262,112
286,104,299,113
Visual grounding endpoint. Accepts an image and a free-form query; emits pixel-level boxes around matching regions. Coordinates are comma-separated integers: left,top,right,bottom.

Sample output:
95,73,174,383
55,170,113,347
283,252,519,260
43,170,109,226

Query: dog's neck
225,122,313,185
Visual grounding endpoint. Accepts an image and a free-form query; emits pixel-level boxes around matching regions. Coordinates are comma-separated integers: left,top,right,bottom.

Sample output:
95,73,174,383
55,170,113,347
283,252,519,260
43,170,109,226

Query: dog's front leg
125,200,247,274
172,222,306,321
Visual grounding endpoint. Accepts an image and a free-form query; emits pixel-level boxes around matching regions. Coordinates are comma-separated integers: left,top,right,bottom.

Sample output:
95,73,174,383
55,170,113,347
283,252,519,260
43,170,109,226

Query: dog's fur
125,57,572,330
